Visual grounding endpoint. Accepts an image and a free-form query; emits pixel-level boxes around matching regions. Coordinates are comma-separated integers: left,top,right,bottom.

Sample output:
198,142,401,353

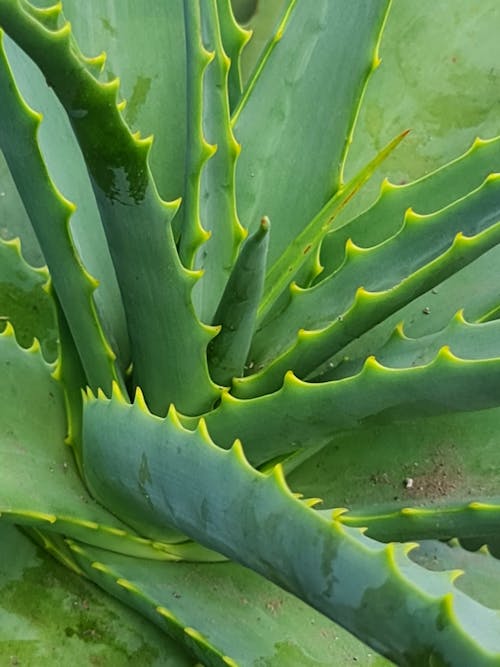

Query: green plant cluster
1,1,500,665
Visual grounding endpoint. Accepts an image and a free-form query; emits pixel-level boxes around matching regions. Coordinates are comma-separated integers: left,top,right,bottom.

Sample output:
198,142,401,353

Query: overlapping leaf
82,388,500,665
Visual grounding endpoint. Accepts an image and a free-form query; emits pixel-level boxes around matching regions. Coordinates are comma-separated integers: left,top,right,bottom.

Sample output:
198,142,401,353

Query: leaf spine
116,578,140,593
156,606,176,622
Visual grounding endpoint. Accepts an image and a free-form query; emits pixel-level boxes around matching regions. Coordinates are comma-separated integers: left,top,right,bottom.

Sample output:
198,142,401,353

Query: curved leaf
82,388,500,664
238,174,500,396
0,238,56,359
0,0,219,416
341,0,500,220
0,31,122,393
0,326,216,559
233,0,391,266
0,524,192,665
204,349,500,465
70,539,393,666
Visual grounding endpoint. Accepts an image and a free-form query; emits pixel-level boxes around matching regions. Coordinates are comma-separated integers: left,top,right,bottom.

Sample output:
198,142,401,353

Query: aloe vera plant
2,0,500,664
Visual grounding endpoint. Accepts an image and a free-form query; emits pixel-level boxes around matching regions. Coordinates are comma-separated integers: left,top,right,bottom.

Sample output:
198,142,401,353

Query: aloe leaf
203,349,500,466
335,500,500,545
329,310,500,380
233,0,391,266
69,540,393,667
217,0,249,111
342,0,500,218
321,136,500,276
192,0,246,322
61,0,187,205
411,540,500,612
0,524,193,666
237,174,500,397
0,325,213,559
311,136,500,372
82,390,500,664
208,217,269,385
286,400,500,512
0,238,56,359
0,0,220,415
52,293,87,470
258,131,408,320
3,32,131,370
176,0,214,267
0,31,122,395
236,0,289,82
308,249,500,388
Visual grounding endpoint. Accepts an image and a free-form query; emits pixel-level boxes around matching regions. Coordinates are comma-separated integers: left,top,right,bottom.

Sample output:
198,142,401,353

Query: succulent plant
2,0,500,664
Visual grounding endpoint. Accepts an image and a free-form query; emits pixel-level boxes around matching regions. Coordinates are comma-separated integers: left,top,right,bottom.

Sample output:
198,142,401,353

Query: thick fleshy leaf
0,34,124,393
208,217,269,385
70,540,393,666
0,148,44,267
0,524,192,665
236,0,288,82
287,405,500,527
2,34,130,370
191,0,246,321
237,174,500,397
321,136,500,276
203,348,500,466
176,0,214,269
0,326,215,559
0,238,56,359
340,0,500,221
217,0,249,110
411,540,500,612
61,0,187,204
0,1,219,416
331,311,500,380
233,0,391,266
82,389,500,664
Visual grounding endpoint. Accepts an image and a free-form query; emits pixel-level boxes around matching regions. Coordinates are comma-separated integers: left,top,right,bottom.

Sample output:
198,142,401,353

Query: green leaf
0,238,56,360
82,389,500,664
336,499,500,545
216,0,249,111
191,0,246,322
259,130,408,321
70,540,393,666
208,217,269,385
330,310,500,380
2,33,131,371
233,0,390,267
0,1,219,416
61,0,187,204
287,404,500,508
0,524,192,666
236,0,289,82
176,0,215,268
203,349,500,466
237,174,500,397
411,540,500,612
0,31,123,394
0,326,210,558
340,0,500,220
321,136,500,276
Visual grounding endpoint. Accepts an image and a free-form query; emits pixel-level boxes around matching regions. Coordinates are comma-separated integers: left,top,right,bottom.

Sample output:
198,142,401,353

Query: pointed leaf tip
166,403,184,430
133,385,151,413
332,508,349,521
111,380,127,404
196,417,214,445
